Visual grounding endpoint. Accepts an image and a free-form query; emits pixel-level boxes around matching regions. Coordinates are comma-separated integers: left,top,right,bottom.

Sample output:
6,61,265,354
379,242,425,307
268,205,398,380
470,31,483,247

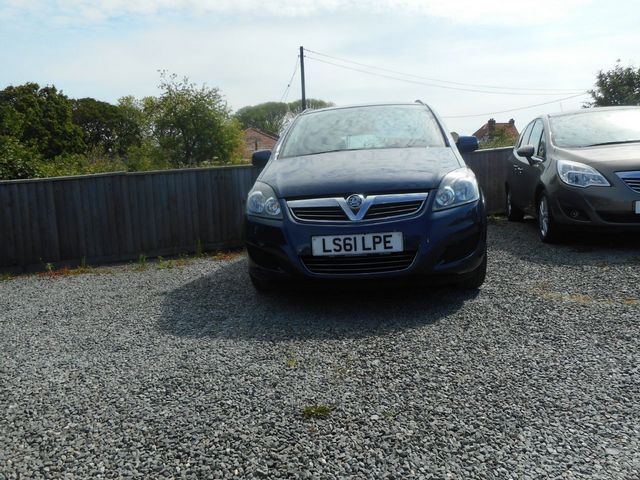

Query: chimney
508,119,515,126
488,118,496,133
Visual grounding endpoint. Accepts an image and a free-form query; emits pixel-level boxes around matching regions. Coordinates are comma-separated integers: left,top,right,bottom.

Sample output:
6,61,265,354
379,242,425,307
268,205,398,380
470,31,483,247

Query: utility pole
299,46,306,110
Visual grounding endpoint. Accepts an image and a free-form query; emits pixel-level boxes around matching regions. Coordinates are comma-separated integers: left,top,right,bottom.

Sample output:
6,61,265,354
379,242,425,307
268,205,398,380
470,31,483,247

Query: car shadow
491,218,640,266
157,259,478,341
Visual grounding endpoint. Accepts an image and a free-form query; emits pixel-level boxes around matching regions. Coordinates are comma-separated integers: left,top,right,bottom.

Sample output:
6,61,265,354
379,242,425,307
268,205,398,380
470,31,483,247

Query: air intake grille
617,172,640,193
301,251,417,275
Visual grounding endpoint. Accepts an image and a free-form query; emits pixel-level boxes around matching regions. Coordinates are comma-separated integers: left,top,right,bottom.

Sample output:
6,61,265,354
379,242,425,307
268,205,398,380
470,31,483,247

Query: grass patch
0,273,14,282
302,404,332,419
286,357,299,368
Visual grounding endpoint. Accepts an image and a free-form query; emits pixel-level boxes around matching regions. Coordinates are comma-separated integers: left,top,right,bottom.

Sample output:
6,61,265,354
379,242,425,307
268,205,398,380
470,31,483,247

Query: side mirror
252,149,271,168
516,145,535,159
456,136,479,153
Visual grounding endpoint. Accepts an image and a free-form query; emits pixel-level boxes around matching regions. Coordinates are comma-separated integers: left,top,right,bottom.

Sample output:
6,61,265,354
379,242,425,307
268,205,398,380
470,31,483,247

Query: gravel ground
2,220,640,479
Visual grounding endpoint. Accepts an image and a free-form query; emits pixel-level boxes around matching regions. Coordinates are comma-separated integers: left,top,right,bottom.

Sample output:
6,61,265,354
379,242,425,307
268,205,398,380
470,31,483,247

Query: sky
1,0,639,135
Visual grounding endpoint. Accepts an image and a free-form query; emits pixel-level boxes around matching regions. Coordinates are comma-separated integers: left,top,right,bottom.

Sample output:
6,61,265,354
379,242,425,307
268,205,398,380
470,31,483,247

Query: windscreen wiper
586,140,640,147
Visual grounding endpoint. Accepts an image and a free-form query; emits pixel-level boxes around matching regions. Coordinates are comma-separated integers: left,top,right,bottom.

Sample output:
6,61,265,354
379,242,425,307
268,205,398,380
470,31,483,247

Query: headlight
433,168,480,211
557,159,610,188
246,182,282,219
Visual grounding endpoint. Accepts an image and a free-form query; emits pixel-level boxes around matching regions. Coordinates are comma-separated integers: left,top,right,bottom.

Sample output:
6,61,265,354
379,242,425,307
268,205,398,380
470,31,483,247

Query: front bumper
547,177,640,229
245,196,487,285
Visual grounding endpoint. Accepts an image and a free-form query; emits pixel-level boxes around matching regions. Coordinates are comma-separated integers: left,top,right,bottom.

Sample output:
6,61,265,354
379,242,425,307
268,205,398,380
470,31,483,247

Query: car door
509,121,535,209
519,119,546,213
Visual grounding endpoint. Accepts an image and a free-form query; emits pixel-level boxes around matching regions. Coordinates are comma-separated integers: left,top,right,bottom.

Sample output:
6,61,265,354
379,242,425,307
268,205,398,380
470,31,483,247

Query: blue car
244,102,486,291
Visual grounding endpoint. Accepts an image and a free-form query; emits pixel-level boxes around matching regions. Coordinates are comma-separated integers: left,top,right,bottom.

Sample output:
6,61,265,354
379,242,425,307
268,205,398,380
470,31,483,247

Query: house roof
243,127,279,141
473,118,519,139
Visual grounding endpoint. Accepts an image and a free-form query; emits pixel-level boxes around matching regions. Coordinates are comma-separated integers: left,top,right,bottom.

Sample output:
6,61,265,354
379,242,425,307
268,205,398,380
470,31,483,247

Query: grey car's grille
288,193,428,223
301,251,417,275
617,171,640,193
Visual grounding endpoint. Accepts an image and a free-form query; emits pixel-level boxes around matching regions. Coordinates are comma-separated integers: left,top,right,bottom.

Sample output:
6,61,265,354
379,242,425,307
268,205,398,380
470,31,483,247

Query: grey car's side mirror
516,145,535,158
252,149,271,168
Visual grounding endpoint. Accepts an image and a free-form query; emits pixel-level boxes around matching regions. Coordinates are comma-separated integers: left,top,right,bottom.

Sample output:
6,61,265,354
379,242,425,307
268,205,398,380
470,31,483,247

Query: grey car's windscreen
279,105,446,158
550,109,640,148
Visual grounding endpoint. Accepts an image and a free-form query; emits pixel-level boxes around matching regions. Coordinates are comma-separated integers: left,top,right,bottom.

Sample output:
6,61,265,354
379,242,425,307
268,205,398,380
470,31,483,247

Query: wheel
537,193,562,243
250,274,273,293
505,187,524,221
458,254,487,290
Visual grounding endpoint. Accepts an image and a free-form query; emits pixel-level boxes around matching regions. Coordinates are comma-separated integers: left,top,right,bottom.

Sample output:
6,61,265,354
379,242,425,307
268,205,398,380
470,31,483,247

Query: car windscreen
279,105,447,158
550,109,640,148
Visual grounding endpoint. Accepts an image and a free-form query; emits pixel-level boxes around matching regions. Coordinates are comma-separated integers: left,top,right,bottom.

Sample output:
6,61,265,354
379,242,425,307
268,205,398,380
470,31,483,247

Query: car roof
545,105,640,120
299,102,431,115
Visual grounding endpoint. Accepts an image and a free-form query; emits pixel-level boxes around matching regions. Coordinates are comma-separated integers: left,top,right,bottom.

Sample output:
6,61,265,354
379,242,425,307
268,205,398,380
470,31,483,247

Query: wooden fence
0,148,511,270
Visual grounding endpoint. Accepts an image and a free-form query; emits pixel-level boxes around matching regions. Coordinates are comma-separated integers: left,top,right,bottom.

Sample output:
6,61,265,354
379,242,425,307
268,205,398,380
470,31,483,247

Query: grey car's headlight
557,159,610,188
433,168,480,211
246,182,282,219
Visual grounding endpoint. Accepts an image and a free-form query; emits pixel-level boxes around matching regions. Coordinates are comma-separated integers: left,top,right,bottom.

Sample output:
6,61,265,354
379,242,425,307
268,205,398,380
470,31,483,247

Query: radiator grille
290,206,348,221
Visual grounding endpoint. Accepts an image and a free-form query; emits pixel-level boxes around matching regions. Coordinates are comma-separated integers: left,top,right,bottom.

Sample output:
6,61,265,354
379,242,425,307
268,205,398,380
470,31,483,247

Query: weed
0,273,14,281
157,256,172,269
286,357,298,368
487,214,506,225
195,239,203,257
302,404,332,419
134,254,148,270
45,262,55,273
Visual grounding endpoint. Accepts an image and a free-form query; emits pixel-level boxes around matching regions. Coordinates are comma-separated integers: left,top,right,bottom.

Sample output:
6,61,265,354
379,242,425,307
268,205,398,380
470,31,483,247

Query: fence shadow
490,219,640,266
158,259,477,341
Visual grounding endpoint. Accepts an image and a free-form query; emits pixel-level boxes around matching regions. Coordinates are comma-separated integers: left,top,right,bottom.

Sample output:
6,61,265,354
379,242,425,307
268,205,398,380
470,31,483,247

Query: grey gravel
2,219,640,479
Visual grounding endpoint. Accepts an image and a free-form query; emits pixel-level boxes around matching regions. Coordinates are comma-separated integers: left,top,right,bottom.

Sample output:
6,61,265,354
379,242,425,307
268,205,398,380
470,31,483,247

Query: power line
305,48,585,94
280,55,299,103
442,93,588,118
304,55,585,97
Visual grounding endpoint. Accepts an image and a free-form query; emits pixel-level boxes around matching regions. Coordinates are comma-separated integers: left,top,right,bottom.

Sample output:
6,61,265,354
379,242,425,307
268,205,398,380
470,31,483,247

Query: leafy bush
0,136,42,180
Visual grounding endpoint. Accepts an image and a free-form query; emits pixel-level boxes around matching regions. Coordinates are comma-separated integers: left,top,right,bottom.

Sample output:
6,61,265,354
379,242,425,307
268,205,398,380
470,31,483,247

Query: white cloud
2,0,591,25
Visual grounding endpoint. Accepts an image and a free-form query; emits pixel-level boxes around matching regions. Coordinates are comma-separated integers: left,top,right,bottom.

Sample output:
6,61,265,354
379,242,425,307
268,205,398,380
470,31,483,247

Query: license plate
311,232,403,256
636,201,640,214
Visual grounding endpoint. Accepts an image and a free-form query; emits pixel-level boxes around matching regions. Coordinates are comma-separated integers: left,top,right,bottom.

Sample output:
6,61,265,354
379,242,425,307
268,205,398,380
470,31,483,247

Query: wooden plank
180,171,194,249
166,171,180,251
0,185,16,266
118,174,135,255
41,181,61,262
143,174,158,253
188,172,200,250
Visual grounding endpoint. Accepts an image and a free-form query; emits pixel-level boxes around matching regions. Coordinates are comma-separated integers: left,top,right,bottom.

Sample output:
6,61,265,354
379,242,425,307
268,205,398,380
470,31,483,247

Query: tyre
458,254,487,290
537,192,562,243
505,187,524,221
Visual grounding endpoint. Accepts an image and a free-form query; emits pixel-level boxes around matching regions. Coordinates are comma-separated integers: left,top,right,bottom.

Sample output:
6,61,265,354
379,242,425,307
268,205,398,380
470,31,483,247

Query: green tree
287,98,334,114
72,97,142,156
150,72,243,166
588,62,640,106
0,83,85,159
478,126,517,149
235,102,290,135
235,98,334,135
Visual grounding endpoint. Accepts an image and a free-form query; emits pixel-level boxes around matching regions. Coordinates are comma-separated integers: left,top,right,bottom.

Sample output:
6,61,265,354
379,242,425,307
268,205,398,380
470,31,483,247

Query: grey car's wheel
537,193,562,243
505,187,524,222
458,254,487,290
